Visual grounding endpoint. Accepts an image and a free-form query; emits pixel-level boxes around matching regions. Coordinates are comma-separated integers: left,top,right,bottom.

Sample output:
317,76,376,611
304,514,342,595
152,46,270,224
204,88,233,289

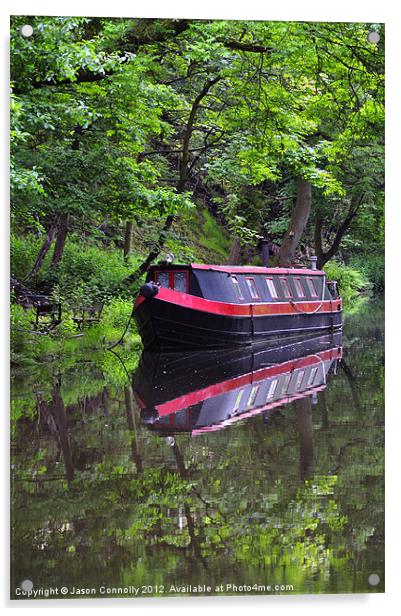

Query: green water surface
10,301,384,599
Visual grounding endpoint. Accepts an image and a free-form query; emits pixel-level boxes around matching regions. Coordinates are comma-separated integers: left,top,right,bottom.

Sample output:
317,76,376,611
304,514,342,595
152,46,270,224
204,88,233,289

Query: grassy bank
11,205,231,368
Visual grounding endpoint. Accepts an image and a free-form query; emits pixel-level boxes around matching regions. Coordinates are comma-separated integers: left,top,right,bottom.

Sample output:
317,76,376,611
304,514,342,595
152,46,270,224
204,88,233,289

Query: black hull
134,297,342,350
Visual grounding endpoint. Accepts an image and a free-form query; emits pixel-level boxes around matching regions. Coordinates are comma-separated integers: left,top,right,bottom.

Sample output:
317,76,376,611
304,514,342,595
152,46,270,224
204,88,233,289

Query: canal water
10,300,384,599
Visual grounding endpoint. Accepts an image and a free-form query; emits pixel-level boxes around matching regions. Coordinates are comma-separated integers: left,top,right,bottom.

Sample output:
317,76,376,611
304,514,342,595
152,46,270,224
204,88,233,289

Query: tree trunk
125,214,175,284
278,178,312,267
124,386,143,474
177,76,222,193
51,385,74,485
296,397,314,480
25,220,58,280
227,237,241,265
123,221,134,260
314,216,325,269
51,213,69,266
314,197,363,269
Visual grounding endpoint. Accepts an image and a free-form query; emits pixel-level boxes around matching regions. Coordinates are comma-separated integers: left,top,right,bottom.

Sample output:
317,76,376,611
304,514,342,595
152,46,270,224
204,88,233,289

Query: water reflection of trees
11,327,384,595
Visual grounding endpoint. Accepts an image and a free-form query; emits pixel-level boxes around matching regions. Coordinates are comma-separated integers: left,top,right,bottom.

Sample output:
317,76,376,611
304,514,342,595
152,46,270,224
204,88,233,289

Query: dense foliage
11,17,384,300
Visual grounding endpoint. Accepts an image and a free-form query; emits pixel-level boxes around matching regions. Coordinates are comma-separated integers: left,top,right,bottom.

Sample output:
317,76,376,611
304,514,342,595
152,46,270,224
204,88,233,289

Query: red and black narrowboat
134,332,343,436
133,259,342,350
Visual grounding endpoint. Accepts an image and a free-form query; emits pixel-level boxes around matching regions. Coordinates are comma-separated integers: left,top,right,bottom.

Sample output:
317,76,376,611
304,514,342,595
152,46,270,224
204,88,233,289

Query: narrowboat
133,258,342,350
134,332,342,436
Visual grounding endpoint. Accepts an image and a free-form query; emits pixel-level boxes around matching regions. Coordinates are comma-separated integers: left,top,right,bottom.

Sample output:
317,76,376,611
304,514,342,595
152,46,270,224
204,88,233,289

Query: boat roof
192,263,324,275
149,263,324,275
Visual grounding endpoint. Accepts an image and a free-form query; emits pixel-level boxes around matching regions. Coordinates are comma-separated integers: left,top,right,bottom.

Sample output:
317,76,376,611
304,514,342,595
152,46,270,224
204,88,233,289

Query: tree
10,17,384,290
11,16,192,281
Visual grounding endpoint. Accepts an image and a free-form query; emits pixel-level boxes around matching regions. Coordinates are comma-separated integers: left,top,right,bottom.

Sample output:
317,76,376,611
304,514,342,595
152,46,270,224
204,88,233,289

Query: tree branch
315,195,365,268
224,40,272,53
177,76,222,192
125,76,223,285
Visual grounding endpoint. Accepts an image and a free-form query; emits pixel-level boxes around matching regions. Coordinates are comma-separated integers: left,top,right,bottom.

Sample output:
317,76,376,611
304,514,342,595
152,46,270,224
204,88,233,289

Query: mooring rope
289,275,327,315
106,307,135,350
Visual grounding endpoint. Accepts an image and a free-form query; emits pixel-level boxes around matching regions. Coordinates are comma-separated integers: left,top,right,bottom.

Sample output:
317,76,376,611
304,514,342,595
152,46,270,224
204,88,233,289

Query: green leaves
10,16,384,290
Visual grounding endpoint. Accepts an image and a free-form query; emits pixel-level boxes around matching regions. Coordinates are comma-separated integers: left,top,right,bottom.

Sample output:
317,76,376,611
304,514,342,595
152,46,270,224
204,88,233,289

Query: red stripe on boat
155,347,342,416
134,294,146,309
134,286,342,317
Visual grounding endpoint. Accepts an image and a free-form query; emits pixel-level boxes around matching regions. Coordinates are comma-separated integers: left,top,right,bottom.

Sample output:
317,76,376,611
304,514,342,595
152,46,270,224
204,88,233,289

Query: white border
2,1,400,614
0,0,395,20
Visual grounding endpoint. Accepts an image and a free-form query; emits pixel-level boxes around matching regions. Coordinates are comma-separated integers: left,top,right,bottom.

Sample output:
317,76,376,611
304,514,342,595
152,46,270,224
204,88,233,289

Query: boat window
279,277,292,299
307,366,319,387
294,277,306,298
294,370,305,391
155,270,188,292
327,280,338,298
156,271,170,288
247,386,259,407
282,373,292,394
231,275,244,300
266,379,278,400
306,277,319,298
265,277,278,299
245,277,260,299
173,271,187,292
233,389,245,414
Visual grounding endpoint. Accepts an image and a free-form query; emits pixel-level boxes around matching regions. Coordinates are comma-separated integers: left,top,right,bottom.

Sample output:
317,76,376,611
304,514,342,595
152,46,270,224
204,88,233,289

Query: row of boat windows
232,366,321,414
231,275,319,301
154,270,321,301
155,365,322,430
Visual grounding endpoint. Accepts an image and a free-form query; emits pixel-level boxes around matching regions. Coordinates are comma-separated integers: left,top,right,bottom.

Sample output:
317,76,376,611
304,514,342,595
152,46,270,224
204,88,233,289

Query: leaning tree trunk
278,177,312,267
314,194,363,269
24,219,58,280
51,213,69,266
123,221,134,261
125,214,176,284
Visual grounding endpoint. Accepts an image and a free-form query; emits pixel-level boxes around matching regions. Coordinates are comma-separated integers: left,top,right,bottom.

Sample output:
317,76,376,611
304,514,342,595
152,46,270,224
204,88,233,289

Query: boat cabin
147,263,337,303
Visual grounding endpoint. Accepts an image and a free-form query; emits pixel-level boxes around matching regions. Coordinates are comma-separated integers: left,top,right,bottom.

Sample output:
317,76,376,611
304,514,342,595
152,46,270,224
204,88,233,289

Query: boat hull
134,288,342,350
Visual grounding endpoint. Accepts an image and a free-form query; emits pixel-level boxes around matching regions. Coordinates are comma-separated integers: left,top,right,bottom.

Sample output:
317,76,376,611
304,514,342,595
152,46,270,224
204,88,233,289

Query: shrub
10,234,47,282
99,297,135,331
11,233,137,305
350,254,384,292
323,261,372,310
46,240,133,305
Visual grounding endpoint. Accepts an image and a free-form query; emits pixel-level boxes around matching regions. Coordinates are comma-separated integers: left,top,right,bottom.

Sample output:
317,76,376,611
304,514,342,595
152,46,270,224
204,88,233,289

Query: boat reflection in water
133,332,342,436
